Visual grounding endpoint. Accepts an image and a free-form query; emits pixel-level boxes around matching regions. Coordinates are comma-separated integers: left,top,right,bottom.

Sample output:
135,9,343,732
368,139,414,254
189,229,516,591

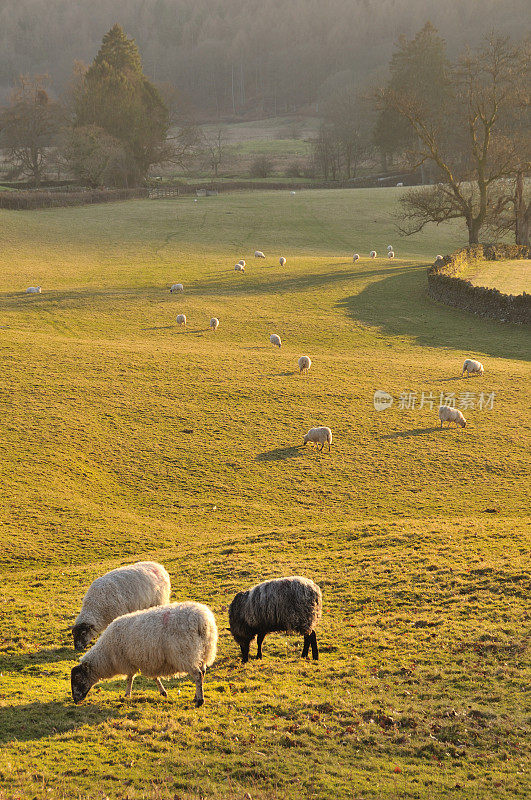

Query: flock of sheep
70,561,322,706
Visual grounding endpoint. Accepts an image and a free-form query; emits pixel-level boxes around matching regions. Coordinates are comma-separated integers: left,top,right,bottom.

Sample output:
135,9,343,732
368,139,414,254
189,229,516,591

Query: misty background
0,0,528,115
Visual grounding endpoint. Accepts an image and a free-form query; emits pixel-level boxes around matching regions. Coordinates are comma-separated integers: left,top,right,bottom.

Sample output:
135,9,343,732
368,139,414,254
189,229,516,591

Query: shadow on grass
256,446,302,461
0,699,114,744
0,647,73,672
337,268,531,360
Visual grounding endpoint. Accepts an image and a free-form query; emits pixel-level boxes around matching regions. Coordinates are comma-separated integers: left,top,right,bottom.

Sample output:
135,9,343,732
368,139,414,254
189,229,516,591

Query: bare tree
0,75,63,185
384,35,530,244
203,128,229,178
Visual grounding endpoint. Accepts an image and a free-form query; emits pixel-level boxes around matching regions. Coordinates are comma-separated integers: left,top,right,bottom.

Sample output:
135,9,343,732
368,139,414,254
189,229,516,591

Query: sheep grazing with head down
238,259,246,267
279,257,287,266
353,253,360,262
170,283,184,293
462,358,484,377
439,405,466,429
176,314,187,326
370,250,377,258
388,250,395,259
298,355,311,374
71,601,217,706
72,561,171,651
228,576,322,663
254,250,266,258
387,245,393,251
209,317,219,331
270,334,282,348
234,263,245,272
26,286,42,294
303,426,332,452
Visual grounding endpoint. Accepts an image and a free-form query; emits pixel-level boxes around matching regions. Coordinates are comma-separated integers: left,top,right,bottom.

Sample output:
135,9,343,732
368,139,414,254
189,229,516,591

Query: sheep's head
228,591,253,642
71,662,96,704
459,417,467,428
72,622,96,651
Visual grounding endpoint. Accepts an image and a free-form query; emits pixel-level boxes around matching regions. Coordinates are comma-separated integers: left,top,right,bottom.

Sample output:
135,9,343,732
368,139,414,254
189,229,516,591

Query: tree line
0,0,528,114
0,22,529,246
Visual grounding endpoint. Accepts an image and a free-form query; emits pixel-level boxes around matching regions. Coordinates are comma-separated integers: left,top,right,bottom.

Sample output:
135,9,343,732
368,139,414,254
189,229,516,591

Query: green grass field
461,259,530,295
0,189,529,800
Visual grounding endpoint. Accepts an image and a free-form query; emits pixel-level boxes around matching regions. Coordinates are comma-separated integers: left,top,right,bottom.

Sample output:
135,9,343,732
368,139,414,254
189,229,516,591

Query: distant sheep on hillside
370,251,377,258
439,405,466,428
303,426,332,452
279,257,287,266
270,334,282,348
72,561,171,651
254,251,266,258
462,359,484,377
234,263,245,272
176,314,187,326
353,253,360,262
170,284,184,292
209,317,219,330
298,355,311,374
25,286,41,293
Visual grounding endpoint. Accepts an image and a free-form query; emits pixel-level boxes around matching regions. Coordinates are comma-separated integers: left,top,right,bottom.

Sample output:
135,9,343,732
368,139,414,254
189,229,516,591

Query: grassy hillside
460,259,531,295
0,189,529,800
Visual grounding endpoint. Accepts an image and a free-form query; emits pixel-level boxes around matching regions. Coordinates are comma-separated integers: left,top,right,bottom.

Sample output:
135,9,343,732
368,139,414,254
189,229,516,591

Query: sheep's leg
240,640,251,663
256,632,266,659
191,669,204,707
328,441,331,452
310,631,319,660
440,420,443,428
319,442,324,451
301,634,311,658
124,675,135,698
155,677,168,698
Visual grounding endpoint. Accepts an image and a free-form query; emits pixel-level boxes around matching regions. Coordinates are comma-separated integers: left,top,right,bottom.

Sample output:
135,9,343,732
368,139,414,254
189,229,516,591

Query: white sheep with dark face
438,405,467,428
71,602,217,707
72,561,171,651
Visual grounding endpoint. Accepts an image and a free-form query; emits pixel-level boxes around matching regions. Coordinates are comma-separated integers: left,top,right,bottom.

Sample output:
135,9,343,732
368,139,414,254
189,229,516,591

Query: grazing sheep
462,359,484,377
370,251,377,258
170,284,184,293
387,245,393,251
439,405,466,429
279,257,287,266
270,334,282,348
396,181,404,187
228,576,322,663
25,286,41,294
176,314,187,326
72,561,171,651
353,253,360,262
290,191,296,195
303,426,332,452
254,251,266,258
209,317,219,331
238,260,246,267
388,250,395,259
298,355,311,374
234,263,245,272
71,602,218,706
435,255,444,262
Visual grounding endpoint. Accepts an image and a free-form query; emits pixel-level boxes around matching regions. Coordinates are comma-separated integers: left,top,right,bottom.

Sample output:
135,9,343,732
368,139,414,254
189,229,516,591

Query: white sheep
71,601,218,707
210,317,219,331
238,260,246,267
298,355,311,374
353,254,360,262
72,561,171,651
290,191,296,195
387,245,393,251
170,284,184,293
435,255,444,262
439,405,466,429
370,251,377,258
176,314,187,326
279,257,287,266
303,426,332,452
388,250,395,259
254,251,266,258
25,286,42,294
270,334,282,348
462,359,484,378
234,263,245,272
